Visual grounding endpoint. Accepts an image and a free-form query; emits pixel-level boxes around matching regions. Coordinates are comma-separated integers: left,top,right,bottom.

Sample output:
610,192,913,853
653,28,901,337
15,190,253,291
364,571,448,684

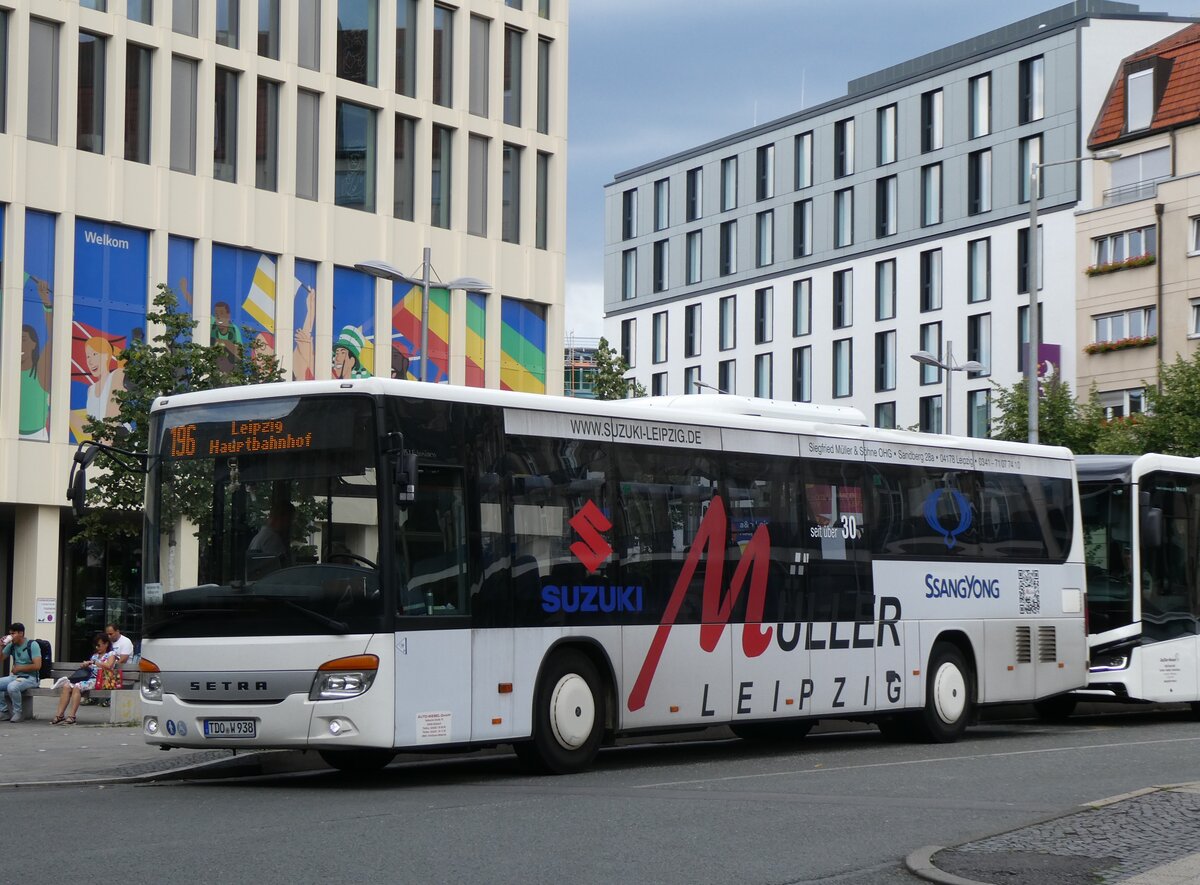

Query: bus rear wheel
319,749,396,772
730,720,814,742
912,643,973,743
516,649,606,775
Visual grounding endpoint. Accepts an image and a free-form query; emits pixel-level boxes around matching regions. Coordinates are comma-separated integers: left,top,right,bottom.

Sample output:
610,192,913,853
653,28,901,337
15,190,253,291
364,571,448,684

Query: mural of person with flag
331,266,375,379
211,244,277,373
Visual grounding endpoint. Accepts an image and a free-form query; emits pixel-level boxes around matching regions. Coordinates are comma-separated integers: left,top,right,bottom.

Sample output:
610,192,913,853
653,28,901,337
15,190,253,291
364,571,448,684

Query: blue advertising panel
212,243,277,371
21,211,56,441
167,235,196,341
293,259,317,381
332,266,375,379
71,218,149,443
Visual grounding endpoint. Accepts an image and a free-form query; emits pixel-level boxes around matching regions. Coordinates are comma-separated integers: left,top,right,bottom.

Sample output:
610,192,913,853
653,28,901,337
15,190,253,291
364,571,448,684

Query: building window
535,151,549,250
968,149,991,215
213,65,237,180
503,143,522,243
1097,389,1144,421
652,372,667,396
1017,303,1043,374
920,249,942,312
432,4,453,106
795,131,812,189
126,44,153,163
1020,55,1045,124
170,55,198,174
393,113,415,219
654,178,669,231
652,311,667,363
129,1,153,25
467,135,488,236
967,389,990,438
621,249,636,300
258,0,281,59
834,118,854,178
28,18,59,145
919,322,942,385
335,100,376,211
967,312,991,374
684,304,701,358
396,0,416,96
967,238,990,303
754,353,773,398
683,366,700,395
216,0,238,47
719,220,737,275
620,318,635,368
1192,217,1200,254
652,239,668,292
876,330,896,392
832,269,852,329
832,339,852,398
686,230,701,284
919,396,943,434
1092,226,1157,265
877,104,896,165
469,15,490,117
622,188,637,240
504,26,523,126
173,0,198,36
793,199,812,258
299,0,321,70
1126,68,1155,132
430,124,452,227
876,175,897,237
297,90,321,200
721,156,737,211
255,78,279,191
686,167,702,220
756,144,774,200
969,74,990,138
755,287,773,345
718,359,735,395
834,188,853,247
875,259,895,321
78,31,105,154
338,0,378,86
1019,135,1042,203
0,12,8,132
1193,300,1200,337
921,163,941,226
720,294,736,350
793,346,811,402
1017,224,1043,294
537,37,550,135
875,402,896,429
920,89,943,152
793,278,811,337
1094,306,1157,344
756,210,773,267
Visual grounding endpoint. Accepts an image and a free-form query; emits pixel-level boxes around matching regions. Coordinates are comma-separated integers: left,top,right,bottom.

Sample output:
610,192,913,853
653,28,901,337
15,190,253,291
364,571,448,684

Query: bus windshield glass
143,394,385,638
1080,480,1135,635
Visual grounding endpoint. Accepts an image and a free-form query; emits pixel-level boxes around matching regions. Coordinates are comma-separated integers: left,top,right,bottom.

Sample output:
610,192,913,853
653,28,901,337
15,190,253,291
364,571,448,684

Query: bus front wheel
516,649,606,775
913,643,973,743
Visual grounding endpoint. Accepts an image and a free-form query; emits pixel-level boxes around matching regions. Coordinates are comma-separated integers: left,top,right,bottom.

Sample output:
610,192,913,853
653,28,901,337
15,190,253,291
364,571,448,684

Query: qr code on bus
1018,569,1041,615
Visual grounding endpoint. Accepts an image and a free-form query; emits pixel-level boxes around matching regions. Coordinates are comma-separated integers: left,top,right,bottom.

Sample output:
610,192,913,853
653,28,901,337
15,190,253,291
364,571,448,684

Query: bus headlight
140,658,163,701
309,654,379,701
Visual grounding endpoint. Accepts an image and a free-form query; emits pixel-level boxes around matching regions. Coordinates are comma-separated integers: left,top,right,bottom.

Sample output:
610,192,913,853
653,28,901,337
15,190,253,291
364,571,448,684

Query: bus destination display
167,420,317,459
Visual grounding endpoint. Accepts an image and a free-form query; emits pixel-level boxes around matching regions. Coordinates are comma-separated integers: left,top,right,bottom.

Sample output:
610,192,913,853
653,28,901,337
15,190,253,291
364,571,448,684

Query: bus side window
801,460,872,623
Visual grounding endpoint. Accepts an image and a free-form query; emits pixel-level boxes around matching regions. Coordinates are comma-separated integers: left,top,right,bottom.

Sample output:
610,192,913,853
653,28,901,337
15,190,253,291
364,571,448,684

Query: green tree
77,284,283,543
591,336,646,400
990,375,1105,453
1138,351,1200,456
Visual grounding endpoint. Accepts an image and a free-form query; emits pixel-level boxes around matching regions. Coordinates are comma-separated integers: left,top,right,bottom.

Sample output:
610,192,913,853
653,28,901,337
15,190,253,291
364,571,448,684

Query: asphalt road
32,707,1200,884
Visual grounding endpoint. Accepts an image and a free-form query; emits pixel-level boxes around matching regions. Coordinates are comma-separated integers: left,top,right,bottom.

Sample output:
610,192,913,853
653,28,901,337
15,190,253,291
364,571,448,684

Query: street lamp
1025,148,1121,443
355,251,491,382
910,340,984,436
692,379,730,394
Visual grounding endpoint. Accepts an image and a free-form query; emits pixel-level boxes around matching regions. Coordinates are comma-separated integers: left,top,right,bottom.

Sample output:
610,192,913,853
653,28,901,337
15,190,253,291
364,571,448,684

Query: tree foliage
990,375,1105,452
1138,352,1200,456
591,337,646,400
77,285,283,543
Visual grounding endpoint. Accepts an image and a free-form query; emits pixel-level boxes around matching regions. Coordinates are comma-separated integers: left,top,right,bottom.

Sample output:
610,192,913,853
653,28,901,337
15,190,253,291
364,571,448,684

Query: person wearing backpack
0,622,42,723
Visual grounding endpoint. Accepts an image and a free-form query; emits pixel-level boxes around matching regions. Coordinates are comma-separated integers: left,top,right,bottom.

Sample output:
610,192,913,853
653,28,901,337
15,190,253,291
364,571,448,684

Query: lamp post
692,379,729,394
1025,148,1121,443
910,340,984,436
355,253,491,382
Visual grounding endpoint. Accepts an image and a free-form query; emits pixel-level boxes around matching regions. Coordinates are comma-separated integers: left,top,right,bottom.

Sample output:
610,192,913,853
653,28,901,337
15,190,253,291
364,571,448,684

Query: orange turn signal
139,657,160,673
319,654,379,671
498,683,513,694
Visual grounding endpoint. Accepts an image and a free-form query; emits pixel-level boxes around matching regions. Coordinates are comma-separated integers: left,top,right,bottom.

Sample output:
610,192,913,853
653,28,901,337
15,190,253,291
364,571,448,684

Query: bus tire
913,643,973,743
319,749,396,772
1034,694,1077,722
730,720,814,742
518,649,605,775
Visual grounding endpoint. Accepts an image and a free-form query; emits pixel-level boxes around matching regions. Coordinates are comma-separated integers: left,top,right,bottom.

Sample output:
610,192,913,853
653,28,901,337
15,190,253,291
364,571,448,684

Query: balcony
1102,176,1169,208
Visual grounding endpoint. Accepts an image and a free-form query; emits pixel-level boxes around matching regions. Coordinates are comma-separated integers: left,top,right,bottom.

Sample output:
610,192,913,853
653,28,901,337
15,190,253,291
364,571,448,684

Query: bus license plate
203,718,257,739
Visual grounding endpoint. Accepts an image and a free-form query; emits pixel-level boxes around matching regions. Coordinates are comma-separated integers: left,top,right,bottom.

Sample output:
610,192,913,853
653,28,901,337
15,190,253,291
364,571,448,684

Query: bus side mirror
1142,506,1163,549
67,468,88,518
395,452,417,503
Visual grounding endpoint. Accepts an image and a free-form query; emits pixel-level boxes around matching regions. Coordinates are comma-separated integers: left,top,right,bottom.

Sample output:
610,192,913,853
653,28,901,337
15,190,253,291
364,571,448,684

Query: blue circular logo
923,488,973,549
165,719,176,736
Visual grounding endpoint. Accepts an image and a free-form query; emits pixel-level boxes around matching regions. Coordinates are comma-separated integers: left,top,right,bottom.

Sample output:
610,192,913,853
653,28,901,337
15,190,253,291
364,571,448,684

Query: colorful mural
332,266,375,379
465,292,486,388
500,297,547,394
211,244,277,372
391,283,450,382
293,259,317,381
21,211,55,441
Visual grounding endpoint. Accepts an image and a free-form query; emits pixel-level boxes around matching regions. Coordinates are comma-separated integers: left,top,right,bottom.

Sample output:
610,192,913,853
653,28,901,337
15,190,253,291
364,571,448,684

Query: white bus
1056,454,1200,716
95,380,1087,772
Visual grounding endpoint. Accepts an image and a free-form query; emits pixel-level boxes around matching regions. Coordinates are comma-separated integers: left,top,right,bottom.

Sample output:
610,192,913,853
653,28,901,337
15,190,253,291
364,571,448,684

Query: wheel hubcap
932,662,966,725
549,673,595,750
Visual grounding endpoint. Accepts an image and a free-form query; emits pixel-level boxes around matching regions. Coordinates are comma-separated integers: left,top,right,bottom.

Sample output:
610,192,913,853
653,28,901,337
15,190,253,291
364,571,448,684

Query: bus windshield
1080,480,1135,635
143,394,385,638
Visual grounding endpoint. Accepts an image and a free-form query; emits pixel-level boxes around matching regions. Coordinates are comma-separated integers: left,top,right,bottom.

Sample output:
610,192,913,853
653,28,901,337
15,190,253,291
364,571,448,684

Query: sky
563,0,1199,341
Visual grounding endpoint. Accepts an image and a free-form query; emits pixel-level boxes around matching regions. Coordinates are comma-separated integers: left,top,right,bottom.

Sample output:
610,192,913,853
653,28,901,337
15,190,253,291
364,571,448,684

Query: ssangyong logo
569,500,612,573
923,488,972,548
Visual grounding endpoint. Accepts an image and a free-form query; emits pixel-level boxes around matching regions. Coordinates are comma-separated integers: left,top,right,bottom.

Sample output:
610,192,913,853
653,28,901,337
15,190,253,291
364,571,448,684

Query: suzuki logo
570,500,612,574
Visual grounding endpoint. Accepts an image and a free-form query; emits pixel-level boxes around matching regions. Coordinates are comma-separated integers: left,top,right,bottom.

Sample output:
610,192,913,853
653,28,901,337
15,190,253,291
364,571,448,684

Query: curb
0,749,282,789
905,846,992,885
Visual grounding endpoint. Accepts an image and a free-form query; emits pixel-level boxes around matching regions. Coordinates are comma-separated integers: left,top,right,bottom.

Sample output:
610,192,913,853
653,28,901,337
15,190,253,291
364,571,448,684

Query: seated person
51,633,118,725
248,502,295,577
0,622,42,723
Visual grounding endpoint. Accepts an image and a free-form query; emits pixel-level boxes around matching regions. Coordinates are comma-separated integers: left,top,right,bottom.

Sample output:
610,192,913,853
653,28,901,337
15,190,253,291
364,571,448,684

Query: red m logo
570,500,613,574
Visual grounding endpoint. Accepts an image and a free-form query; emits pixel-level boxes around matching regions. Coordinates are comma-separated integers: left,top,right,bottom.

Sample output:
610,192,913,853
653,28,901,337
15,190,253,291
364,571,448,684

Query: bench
22,662,142,725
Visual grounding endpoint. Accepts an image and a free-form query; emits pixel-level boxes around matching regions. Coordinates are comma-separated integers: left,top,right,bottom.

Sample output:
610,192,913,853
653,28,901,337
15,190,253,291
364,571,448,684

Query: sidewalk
908,783,1200,885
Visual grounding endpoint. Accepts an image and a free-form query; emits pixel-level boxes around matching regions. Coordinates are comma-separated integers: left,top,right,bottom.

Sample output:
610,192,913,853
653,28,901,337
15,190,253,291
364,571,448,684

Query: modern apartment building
0,0,567,660
1076,23,1200,416
603,1,1190,436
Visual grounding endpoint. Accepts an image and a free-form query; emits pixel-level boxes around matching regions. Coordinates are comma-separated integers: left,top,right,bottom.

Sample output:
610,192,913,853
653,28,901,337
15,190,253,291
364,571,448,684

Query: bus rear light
311,655,379,701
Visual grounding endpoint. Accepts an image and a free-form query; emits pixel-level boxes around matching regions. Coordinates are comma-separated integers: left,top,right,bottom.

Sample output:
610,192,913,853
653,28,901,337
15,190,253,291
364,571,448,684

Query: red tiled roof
1090,23,1200,148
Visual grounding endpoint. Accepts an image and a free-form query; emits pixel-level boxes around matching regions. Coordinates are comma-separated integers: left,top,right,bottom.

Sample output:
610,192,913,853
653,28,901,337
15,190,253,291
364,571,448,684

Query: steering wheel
328,552,377,569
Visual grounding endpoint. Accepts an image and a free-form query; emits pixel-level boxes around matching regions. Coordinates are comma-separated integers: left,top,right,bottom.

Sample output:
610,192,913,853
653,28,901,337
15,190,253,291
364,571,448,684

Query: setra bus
81,380,1089,773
